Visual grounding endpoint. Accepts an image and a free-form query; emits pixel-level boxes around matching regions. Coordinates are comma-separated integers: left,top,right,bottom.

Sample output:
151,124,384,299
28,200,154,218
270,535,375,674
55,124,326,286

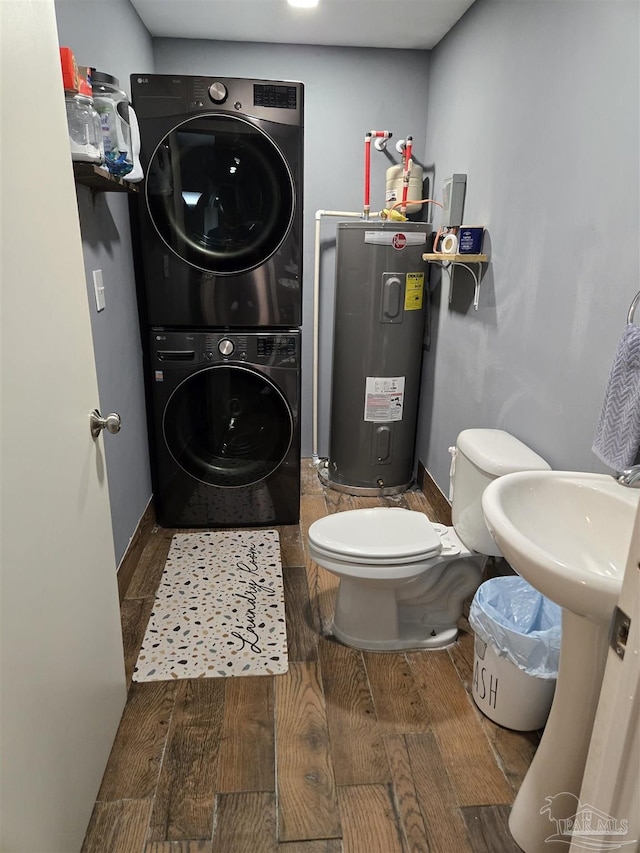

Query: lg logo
137,77,149,84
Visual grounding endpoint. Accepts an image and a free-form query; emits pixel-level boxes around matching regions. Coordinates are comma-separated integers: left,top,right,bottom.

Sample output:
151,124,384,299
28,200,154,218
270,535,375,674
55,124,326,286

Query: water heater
327,221,430,495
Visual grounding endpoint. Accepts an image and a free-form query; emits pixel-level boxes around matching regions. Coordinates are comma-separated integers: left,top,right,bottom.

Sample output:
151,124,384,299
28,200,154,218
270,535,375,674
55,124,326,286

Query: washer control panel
151,330,300,369
257,335,297,357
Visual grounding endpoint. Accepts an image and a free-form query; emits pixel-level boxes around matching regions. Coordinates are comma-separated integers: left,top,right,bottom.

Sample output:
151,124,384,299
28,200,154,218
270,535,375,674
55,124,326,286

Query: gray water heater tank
328,221,431,495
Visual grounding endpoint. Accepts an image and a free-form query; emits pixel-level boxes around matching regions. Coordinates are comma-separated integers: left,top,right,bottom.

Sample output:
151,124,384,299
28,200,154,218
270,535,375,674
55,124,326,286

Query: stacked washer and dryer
131,75,304,527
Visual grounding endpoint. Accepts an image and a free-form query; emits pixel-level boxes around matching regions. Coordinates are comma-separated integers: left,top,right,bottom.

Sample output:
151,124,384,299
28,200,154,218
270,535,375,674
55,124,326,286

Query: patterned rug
133,530,288,681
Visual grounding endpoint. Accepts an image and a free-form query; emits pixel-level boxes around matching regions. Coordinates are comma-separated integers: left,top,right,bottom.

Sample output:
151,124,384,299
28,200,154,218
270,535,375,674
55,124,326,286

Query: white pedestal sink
482,471,639,853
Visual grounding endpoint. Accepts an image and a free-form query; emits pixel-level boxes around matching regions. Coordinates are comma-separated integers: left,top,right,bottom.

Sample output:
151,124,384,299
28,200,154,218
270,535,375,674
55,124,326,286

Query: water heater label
364,231,427,247
364,377,405,422
404,273,424,310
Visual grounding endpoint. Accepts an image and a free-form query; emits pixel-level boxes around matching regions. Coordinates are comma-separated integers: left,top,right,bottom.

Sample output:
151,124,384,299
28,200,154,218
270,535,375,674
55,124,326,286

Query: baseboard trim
416,460,452,526
117,498,155,602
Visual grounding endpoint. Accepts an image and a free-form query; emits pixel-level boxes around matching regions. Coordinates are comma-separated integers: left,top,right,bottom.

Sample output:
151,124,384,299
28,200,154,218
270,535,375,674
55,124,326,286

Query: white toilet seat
308,507,442,562
309,540,436,566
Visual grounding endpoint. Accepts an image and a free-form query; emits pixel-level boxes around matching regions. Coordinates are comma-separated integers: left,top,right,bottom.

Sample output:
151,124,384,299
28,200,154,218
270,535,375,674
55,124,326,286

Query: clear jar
66,86,104,164
91,70,133,177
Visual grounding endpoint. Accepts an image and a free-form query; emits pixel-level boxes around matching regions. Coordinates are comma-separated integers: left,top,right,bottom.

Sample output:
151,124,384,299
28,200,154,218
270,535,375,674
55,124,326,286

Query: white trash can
469,577,561,731
472,633,557,730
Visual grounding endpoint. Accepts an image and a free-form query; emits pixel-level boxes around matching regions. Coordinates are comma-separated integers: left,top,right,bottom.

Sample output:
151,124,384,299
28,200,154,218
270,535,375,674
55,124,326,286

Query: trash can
468,577,561,731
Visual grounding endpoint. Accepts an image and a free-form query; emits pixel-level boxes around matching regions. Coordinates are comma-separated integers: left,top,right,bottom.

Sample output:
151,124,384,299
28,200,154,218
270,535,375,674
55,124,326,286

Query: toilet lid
308,507,442,560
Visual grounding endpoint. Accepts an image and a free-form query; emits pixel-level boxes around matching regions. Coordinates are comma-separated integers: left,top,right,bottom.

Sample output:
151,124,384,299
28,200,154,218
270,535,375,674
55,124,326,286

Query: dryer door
163,364,294,487
146,114,295,275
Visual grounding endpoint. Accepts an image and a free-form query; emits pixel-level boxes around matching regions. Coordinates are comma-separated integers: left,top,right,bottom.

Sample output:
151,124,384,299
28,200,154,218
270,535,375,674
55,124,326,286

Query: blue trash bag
468,576,561,679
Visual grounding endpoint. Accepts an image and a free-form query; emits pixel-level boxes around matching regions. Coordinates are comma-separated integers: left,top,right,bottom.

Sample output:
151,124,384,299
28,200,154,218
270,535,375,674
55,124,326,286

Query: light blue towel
593,323,640,471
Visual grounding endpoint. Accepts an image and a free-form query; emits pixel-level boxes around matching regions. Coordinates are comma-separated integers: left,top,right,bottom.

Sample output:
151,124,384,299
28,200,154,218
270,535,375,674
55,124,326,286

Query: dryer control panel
131,74,304,126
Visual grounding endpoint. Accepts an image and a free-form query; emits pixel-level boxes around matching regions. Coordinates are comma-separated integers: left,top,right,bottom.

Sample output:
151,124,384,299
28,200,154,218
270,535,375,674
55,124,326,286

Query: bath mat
133,530,288,681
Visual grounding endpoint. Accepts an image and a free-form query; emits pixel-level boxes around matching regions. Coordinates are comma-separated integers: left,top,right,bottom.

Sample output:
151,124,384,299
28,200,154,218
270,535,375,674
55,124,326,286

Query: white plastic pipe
312,209,378,465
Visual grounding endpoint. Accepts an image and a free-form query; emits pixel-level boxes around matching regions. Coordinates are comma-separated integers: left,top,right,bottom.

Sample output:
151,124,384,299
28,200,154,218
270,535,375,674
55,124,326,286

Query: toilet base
331,620,459,651
331,576,462,652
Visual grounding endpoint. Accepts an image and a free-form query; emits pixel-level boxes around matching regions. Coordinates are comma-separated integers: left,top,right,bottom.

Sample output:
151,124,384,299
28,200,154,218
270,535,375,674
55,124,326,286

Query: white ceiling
129,0,478,51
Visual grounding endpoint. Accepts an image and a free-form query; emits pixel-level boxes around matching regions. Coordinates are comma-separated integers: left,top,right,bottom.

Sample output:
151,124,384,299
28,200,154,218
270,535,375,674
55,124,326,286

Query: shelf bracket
422,253,488,311
443,260,484,310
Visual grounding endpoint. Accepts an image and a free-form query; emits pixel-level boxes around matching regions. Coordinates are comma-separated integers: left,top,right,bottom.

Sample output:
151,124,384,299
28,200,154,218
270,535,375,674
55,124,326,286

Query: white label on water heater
364,377,405,422
364,231,427,246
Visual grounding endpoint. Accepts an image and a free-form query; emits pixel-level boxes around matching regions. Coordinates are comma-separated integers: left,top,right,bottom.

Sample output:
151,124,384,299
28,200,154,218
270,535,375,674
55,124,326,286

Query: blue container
458,227,484,254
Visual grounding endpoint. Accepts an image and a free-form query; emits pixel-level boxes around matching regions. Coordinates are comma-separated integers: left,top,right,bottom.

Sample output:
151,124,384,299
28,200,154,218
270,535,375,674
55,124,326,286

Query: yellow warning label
404,272,424,311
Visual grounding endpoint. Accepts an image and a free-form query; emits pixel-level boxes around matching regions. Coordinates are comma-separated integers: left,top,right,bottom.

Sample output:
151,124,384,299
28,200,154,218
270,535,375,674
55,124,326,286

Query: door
0,2,127,851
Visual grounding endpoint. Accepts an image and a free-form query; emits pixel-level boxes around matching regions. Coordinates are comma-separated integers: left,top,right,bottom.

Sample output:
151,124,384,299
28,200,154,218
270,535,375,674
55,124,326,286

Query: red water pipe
400,135,413,214
363,130,392,218
364,133,372,218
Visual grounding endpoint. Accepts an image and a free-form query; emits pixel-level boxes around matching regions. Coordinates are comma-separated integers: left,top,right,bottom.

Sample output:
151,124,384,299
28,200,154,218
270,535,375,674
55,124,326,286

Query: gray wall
417,0,640,492
53,0,640,559
55,0,154,563
154,39,431,456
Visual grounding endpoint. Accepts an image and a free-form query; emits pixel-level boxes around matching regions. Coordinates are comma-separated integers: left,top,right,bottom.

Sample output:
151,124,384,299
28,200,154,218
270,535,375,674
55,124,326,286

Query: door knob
90,409,121,439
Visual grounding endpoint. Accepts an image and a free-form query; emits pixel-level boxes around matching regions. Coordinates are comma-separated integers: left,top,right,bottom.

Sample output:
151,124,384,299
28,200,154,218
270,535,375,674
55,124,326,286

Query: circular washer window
146,114,294,275
163,364,293,487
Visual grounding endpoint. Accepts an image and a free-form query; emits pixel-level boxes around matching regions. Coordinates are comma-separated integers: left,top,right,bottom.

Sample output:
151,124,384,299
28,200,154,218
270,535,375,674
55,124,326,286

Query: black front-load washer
131,74,303,328
149,329,300,527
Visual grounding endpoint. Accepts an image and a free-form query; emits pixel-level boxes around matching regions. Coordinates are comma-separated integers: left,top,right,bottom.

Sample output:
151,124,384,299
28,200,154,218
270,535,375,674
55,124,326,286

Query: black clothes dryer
131,75,303,328
148,329,301,527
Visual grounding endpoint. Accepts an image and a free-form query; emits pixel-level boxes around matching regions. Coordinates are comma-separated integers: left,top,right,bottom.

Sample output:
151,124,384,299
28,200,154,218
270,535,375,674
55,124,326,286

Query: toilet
308,429,550,651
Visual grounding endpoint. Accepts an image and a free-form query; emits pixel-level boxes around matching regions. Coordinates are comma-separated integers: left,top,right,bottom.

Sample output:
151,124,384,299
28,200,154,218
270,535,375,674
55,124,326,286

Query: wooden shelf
422,253,488,263
423,253,489,310
73,162,138,193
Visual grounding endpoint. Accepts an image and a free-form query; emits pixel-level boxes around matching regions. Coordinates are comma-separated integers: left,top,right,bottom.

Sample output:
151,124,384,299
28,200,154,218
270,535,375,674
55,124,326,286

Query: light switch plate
93,269,105,312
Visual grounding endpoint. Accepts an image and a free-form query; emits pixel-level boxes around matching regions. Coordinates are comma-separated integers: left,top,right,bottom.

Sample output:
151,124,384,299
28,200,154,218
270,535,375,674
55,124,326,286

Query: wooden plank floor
82,460,537,853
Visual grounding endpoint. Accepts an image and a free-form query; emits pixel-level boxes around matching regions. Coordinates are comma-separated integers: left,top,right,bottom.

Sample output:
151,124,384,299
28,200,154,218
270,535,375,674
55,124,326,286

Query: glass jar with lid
91,71,133,177
66,78,104,164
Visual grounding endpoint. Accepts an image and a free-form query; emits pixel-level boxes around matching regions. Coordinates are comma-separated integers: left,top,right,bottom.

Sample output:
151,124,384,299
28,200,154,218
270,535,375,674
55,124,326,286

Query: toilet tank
451,429,550,556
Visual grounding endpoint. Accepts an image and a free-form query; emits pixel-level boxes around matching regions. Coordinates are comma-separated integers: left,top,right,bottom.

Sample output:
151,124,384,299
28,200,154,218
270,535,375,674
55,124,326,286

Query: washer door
146,114,295,275
163,364,293,487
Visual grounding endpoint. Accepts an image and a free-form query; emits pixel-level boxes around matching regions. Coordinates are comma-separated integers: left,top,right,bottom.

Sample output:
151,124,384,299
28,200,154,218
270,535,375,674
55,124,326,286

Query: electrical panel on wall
441,173,467,227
